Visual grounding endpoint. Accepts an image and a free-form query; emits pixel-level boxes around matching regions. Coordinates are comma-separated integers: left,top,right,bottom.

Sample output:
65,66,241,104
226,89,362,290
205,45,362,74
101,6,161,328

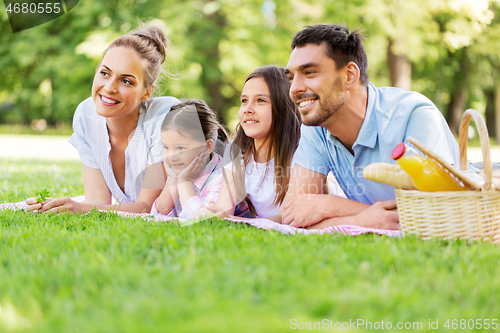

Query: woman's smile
99,95,120,106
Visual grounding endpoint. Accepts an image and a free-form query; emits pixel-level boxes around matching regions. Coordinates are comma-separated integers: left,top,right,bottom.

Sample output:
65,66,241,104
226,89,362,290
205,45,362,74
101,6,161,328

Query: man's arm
274,165,370,227
306,200,399,230
404,106,459,165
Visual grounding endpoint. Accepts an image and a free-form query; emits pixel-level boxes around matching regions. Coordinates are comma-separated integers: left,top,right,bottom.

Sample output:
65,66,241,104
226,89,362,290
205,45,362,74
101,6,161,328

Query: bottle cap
391,142,406,160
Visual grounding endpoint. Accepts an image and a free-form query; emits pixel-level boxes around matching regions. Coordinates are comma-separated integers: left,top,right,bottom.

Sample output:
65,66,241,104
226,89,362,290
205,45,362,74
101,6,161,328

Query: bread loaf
363,163,417,190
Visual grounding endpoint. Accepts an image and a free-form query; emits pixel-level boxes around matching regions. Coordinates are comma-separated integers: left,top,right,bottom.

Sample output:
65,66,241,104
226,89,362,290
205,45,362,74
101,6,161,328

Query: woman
26,23,179,214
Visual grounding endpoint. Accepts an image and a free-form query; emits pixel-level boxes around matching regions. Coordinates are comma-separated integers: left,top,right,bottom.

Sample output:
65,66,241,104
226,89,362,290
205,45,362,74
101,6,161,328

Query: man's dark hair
291,24,369,85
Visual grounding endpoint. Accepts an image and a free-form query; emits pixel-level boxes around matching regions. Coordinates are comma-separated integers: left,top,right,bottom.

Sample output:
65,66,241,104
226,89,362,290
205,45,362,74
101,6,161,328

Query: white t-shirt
68,96,180,203
225,155,295,218
327,172,347,197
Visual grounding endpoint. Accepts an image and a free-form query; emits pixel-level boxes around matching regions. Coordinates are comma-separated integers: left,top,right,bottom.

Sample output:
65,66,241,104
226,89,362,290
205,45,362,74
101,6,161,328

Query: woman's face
238,77,273,145
92,46,151,120
161,129,208,174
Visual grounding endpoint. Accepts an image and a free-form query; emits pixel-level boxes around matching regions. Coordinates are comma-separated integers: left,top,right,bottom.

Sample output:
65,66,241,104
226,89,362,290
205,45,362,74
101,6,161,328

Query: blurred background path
1,134,500,163
0,134,79,160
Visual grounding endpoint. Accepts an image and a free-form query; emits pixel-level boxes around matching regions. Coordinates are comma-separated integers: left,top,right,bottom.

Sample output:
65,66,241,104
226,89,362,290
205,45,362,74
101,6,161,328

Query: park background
1,1,500,332
1,0,500,137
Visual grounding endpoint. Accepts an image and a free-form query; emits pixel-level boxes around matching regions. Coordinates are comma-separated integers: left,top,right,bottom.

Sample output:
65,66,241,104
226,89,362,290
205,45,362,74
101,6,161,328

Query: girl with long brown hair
205,65,301,218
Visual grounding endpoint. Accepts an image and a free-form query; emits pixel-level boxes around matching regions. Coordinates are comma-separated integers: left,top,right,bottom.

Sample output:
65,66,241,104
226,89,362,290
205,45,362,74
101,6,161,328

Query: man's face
285,43,345,127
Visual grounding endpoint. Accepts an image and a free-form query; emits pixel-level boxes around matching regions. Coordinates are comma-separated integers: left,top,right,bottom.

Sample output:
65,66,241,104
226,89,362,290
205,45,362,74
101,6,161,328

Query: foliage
35,188,50,203
1,158,500,331
0,123,73,136
1,0,500,132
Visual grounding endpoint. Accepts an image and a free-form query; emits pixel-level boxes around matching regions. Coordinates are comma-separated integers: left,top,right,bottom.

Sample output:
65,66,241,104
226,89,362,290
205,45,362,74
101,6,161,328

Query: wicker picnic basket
395,109,500,241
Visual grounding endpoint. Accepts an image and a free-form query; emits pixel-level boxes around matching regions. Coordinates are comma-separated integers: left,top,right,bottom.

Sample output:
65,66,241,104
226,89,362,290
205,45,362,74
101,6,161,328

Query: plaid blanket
1,199,403,237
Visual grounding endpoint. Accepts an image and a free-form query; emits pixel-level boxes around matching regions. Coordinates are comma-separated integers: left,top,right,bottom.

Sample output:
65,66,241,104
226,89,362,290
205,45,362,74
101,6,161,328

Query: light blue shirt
294,83,460,204
69,96,180,203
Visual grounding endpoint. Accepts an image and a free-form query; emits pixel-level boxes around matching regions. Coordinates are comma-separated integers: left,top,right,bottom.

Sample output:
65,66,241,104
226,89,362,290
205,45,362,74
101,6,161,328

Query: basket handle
459,109,493,191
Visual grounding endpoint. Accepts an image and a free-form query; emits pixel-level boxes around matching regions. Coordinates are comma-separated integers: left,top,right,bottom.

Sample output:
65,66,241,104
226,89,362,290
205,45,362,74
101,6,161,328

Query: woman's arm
27,164,163,214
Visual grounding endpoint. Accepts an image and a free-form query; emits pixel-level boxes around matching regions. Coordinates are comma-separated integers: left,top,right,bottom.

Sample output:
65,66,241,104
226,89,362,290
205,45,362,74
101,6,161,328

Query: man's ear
141,85,155,102
345,62,360,90
206,139,215,154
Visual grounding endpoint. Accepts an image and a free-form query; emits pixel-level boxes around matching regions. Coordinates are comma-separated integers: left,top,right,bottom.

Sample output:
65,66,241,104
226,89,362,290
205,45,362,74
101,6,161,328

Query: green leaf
36,188,50,203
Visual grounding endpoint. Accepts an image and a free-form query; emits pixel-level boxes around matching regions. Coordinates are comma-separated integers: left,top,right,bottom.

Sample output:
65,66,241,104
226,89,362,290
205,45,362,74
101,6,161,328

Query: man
279,24,459,230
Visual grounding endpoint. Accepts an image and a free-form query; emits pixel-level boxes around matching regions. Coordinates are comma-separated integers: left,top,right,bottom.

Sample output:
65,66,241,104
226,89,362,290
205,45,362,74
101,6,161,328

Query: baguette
363,162,417,190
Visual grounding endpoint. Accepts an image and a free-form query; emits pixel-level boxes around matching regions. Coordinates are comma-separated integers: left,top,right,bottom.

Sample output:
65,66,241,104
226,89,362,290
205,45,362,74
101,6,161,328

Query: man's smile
298,99,317,110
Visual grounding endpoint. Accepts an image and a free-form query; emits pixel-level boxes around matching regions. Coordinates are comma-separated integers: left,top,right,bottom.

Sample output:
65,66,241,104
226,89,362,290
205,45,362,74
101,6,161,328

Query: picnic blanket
1,199,403,237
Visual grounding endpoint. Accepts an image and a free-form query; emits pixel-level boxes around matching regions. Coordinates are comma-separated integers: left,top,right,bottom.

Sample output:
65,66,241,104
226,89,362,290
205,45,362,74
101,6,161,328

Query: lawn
1,159,500,333
0,125,74,137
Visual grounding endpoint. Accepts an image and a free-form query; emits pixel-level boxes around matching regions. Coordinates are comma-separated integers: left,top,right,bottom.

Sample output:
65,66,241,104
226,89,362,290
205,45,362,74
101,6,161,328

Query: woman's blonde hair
100,23,170,88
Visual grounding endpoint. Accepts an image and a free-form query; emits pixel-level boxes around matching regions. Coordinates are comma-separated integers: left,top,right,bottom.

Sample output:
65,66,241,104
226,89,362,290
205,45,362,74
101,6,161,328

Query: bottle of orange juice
391,143,467,192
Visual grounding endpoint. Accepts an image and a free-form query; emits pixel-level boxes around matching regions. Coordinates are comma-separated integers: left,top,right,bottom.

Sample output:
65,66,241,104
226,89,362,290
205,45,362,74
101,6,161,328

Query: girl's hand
196,207,215,219
178,152,207,182
203,200,230,218
163,161,179,180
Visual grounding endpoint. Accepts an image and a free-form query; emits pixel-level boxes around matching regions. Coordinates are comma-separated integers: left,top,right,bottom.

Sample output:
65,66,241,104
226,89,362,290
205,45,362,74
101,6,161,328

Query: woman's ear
141,85,155,102
206,139,215,154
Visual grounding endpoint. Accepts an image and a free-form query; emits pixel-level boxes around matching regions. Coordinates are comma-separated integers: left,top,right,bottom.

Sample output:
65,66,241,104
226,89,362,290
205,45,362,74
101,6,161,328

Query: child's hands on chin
178,152,207,182
163,162,178,180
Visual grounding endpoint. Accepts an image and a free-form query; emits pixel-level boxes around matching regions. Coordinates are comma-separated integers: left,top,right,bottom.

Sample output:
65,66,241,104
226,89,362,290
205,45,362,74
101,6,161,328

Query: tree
1,0,500,137
470,1,500,142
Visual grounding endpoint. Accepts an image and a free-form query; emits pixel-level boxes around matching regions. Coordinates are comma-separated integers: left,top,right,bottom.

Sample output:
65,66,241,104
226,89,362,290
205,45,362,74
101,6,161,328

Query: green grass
1,159,500,332
0,124,73,136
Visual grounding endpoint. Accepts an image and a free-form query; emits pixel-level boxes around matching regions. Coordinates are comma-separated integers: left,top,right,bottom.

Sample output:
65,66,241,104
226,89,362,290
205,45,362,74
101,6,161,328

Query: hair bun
133,26,169,64
106,22,171,87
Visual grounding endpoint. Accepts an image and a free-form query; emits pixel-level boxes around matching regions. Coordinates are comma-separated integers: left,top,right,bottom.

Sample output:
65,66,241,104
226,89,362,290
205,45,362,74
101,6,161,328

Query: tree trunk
485,88,496,139
197,3,229,126
387,37,412,90
446,48,470,136
496,81,500,145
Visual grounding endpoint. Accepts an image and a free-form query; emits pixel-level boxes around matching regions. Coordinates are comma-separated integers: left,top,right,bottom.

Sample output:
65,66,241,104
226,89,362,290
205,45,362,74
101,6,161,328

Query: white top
225,155,296,218
69,96,180,203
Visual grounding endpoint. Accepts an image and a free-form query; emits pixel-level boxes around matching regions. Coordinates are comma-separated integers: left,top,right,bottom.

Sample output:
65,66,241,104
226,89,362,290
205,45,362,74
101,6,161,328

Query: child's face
238,77,273,144
161,129,208,174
